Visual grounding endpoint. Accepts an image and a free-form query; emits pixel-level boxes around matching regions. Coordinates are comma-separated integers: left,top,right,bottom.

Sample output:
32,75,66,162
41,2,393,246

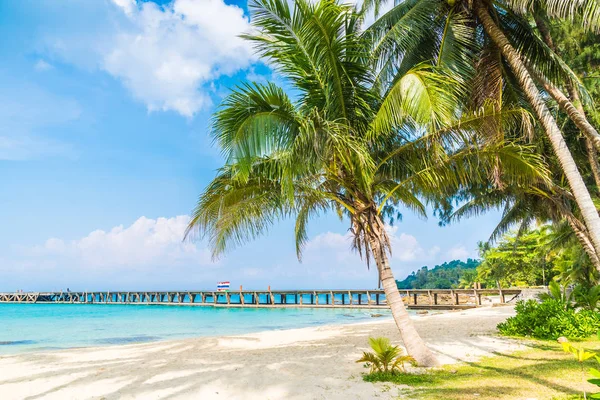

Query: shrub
357,337,415,374
497,299,600,340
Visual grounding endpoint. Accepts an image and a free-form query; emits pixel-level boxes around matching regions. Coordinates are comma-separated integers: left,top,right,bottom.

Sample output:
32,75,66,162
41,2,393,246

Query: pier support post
453,291,459,305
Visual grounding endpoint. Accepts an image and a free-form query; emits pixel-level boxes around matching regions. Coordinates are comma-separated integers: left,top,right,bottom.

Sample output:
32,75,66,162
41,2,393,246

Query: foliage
551,18,600,124
562,342,597,363
538,281,600,312
574,285,600,312
561,341,600,399
554,244,600,289
474,225,597,288
363,340,600,400
497,299,600,340
539,280,574,310
187,0,547,274
477,226,557,287
396,259,480,289
357,337,415,374
394,0,600,288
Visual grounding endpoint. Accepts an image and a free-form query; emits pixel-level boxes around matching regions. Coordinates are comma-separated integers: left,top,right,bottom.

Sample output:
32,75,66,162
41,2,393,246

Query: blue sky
0,0,502,292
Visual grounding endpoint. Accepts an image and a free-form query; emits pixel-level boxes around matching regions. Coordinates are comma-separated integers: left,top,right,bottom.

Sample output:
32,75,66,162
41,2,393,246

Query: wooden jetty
0,289,521,309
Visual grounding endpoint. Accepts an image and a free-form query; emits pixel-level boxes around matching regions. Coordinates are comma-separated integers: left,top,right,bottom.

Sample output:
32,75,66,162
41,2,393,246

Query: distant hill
396,259,480,289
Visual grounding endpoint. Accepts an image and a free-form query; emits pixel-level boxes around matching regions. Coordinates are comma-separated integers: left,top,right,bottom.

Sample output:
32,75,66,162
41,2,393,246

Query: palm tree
185,0,546,366
365,0,600,259
444,178,600,272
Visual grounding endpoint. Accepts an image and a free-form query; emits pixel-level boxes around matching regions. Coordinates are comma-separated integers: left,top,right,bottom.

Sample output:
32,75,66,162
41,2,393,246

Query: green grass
363,339,600,400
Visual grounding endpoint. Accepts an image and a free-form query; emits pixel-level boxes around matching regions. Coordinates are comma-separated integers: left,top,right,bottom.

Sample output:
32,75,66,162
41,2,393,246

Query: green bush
497,299,600,340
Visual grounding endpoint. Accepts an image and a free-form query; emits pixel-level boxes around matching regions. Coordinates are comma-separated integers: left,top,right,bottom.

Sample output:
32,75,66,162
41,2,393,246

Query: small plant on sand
357,337,415,374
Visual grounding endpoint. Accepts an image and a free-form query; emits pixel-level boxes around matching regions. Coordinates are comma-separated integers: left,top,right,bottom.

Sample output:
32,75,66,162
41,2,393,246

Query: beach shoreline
0,305,519,400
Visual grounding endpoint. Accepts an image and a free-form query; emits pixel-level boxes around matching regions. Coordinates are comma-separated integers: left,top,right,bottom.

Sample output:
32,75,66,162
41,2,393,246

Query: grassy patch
363,339,600,400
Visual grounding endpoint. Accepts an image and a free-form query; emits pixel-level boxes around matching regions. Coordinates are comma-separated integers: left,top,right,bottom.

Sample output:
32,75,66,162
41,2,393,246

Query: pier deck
0,289,522,309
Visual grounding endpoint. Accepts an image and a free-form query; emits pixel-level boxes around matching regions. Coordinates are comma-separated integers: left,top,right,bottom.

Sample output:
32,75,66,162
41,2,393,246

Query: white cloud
305,231,353,253
305,226,439,263
112,0,137,16
28,215,212,269
43,0,255,117
34,59,53,71
302,226,441,282
446,245,470,260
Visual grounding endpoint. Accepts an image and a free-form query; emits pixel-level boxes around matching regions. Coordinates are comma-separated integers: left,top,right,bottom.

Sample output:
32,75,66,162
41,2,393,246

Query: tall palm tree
185,0,547,366
366,0,600,259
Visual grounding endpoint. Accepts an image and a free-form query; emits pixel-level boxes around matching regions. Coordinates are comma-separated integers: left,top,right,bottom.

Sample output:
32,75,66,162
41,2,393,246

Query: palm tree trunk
474,1,600,258
585,139,600,191
367,216,439,367
533,15,600,188
534,15,554,50
566,214,600,271
534,74,600,152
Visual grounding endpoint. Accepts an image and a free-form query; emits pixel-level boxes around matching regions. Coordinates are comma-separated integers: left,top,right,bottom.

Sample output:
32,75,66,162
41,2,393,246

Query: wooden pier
0,289,521,309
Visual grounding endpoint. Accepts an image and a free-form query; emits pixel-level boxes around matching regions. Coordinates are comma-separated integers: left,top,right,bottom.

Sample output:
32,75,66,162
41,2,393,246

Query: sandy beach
0,306,519,400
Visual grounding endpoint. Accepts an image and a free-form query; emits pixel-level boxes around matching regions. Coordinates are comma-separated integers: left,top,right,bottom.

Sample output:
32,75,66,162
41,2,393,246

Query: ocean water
0,303,391,354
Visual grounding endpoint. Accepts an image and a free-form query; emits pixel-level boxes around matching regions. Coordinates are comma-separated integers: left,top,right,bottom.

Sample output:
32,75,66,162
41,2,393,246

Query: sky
0,0,503,292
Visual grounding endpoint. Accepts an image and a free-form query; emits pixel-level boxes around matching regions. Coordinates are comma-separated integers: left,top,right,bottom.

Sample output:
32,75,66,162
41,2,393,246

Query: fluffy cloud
446,245,471,260
302,225,442,280
2,216,217,290
29,215,212,269
43,0,255,117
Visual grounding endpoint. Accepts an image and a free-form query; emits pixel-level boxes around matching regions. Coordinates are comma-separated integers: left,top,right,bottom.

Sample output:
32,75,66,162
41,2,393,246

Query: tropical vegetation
366,0,600,267
396,259,480,289
497,298,600,339
356,337,415,374
186,0,548,367
364,339,600,400
187,0,600,368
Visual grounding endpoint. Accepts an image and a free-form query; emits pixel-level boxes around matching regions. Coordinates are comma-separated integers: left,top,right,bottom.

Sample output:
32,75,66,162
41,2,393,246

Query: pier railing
0,289,522,309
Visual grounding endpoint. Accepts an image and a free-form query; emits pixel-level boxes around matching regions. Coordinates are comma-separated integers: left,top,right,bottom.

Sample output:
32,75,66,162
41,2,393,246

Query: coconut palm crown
364,0,600,262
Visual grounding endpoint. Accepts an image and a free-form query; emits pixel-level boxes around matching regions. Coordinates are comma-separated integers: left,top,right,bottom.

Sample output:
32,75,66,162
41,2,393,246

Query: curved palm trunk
474,1,600,258
367,216,439,367
535,75,600,152
530,63,600,189
566,215,600,271
585,139,600,191
533,16,600,189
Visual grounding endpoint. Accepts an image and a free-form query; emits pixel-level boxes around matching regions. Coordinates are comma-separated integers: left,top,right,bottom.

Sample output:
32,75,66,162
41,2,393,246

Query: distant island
396,259,480,289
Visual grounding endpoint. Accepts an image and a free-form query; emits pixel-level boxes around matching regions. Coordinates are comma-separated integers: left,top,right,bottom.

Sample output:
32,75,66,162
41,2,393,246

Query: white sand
0,306,520,400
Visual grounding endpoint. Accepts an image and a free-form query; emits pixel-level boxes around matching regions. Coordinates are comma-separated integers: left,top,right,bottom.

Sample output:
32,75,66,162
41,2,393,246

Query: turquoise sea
0,303,391,355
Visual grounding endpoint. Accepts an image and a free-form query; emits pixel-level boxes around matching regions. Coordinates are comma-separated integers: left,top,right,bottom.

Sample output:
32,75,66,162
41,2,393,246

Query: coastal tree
186,0,547,366
365,0,600,258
